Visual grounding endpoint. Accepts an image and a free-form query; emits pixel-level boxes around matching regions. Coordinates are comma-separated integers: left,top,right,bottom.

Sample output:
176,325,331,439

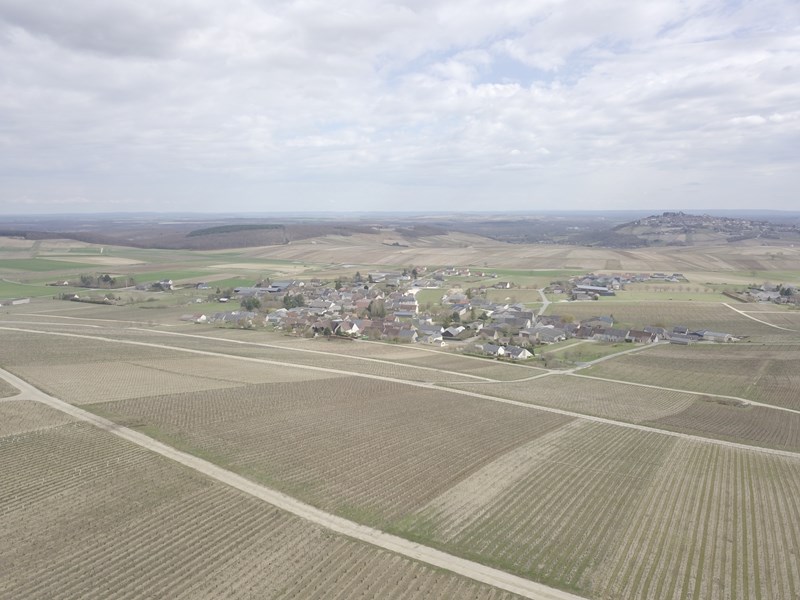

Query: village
173,268,745,360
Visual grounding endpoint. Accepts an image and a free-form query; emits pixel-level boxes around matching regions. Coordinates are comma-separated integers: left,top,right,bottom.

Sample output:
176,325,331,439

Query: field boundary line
568,373,800,416
3,325,800,459
723,303,798,332
0,365,584,600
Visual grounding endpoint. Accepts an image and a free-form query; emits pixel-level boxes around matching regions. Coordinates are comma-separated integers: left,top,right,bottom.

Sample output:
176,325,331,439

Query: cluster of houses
517,315,737,346
178,268,739,361
549,272,688,301
736,283,798,305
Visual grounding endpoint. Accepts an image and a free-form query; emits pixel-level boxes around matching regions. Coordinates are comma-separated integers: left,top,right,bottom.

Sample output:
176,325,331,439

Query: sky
1,0,798,214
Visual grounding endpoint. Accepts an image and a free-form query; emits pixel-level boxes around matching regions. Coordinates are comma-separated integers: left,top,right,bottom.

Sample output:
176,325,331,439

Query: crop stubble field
0,411,524,600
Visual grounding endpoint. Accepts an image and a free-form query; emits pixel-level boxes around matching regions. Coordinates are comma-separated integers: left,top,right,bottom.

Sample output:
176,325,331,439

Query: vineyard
3,289,800,599
10,355,349,405
0,377,18,398
0,420,523,600
0,399,76,436
0,329,181,368
545,301,784,340
88,377,573,525
647,400,800,452
737,309,800,330
447,374,698,423
95,329,490,384
174,331,547,380
584,343,800,410
399,423,800,598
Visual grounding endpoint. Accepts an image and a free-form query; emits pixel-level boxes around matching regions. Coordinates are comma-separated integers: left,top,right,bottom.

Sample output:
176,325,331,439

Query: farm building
700,331,735,342
505,346,533,360
0,297,30,306
477,343,505,357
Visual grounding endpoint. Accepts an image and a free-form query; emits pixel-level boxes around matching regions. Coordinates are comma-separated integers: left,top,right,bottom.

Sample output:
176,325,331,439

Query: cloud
0,0,798,212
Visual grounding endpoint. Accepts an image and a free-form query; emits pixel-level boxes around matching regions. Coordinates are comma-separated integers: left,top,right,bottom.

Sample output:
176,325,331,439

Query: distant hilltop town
618,211,798,245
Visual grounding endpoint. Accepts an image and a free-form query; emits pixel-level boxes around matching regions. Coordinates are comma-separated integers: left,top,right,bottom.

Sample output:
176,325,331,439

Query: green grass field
0,258,98,272
0,281,72,299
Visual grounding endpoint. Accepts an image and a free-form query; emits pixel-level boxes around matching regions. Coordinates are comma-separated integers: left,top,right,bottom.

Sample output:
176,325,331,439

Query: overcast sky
1,0,798,214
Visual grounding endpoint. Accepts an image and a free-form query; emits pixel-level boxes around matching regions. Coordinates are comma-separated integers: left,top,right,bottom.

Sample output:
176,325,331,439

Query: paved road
0,365,585,600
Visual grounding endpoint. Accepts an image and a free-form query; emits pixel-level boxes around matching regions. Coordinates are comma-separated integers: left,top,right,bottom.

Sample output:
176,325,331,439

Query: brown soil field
584,343,800,410
447,374,697,423
0,400,76,436
88,377,573,525
646,400,800,452
401,423,800,599
0,421,523,600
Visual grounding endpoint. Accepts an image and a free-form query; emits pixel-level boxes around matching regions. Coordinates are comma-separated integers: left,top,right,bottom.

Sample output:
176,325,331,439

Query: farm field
539,341,632,366
0,257,99,272
545,300,788,340
0,377,18,398
0,399,77,436
53,327,515,384
239,334,546,380
448,374,697,424
646,398,800,452
584,343,800,410
2,326,473,401
9,357,345,405
448,373,800,451
736,309,800,330
2,231,800,599
86,377,574,526
0,417,523,600
397,421,800,599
